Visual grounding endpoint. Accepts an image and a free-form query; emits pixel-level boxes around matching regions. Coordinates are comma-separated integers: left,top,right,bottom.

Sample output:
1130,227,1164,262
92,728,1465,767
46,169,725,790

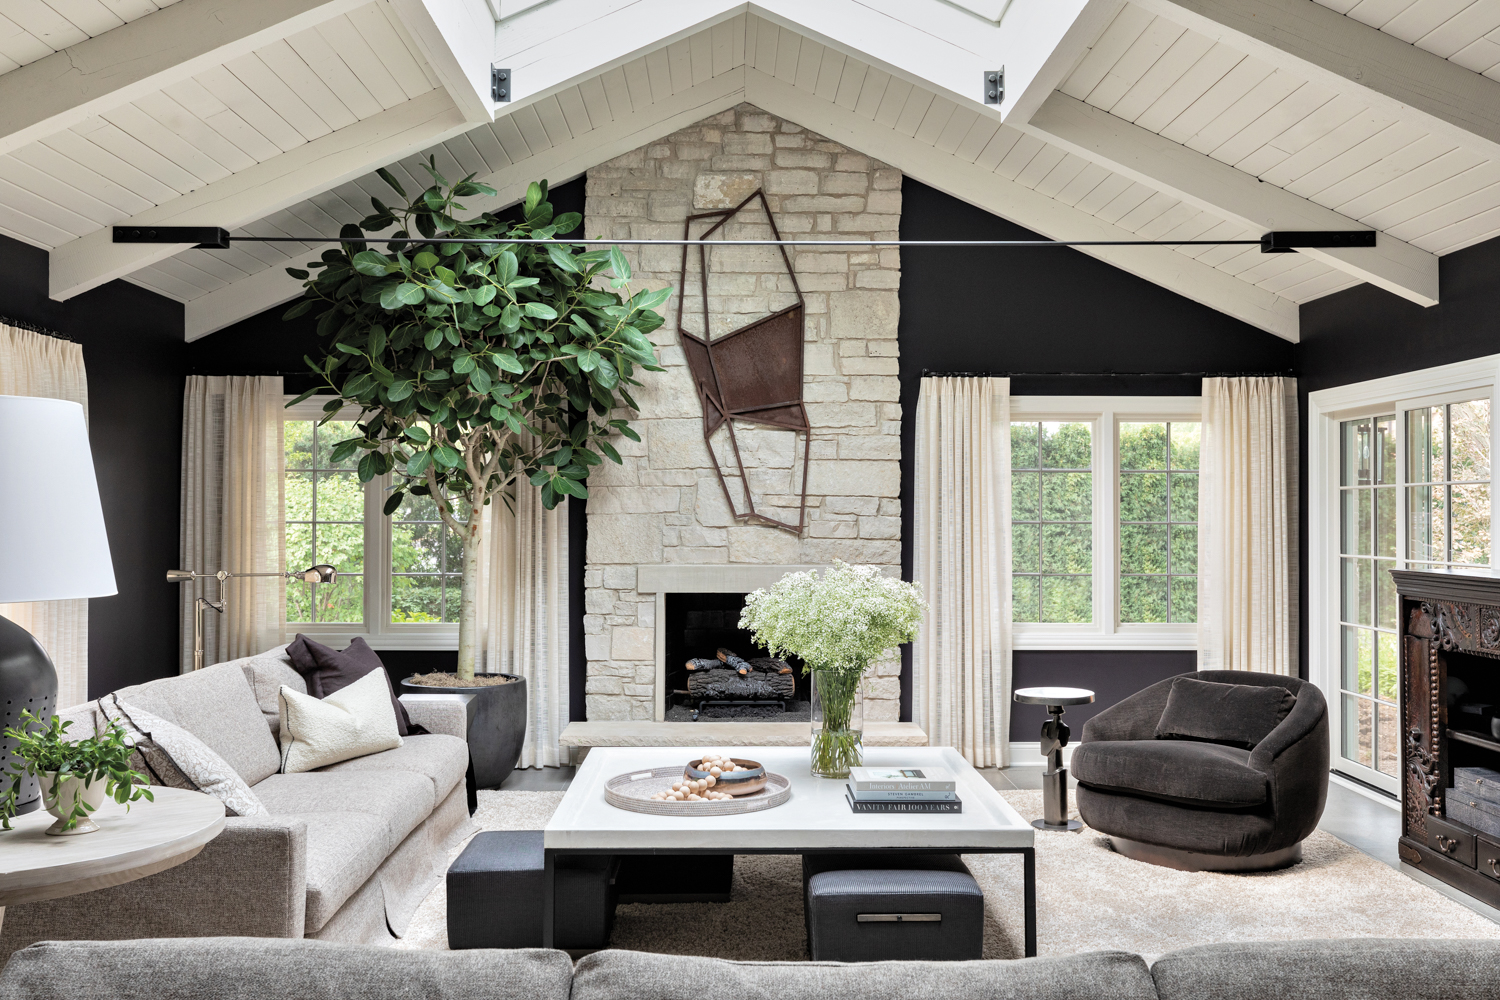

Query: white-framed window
1308,356,1499,794
283,396,462,649
1009,396,1202,650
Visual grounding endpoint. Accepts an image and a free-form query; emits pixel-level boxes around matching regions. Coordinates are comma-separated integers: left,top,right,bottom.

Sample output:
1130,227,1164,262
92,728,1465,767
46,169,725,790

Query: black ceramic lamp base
0,614,59,816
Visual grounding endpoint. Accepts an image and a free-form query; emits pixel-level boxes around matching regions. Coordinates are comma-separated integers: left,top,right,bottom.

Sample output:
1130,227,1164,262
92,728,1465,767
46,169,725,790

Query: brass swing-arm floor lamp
167,565,337,671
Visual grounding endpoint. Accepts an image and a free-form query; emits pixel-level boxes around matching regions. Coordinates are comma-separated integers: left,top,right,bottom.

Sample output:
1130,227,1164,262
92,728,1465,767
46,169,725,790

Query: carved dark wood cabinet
1394,569,1500,907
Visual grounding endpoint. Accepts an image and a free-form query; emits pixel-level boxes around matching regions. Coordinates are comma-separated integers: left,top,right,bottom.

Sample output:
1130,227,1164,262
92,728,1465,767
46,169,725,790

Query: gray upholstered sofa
0,647,475,966
3,937,1499,1000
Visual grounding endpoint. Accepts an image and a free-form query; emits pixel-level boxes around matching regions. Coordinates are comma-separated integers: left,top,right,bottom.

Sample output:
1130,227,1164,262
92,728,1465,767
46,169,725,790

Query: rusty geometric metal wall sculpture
676,190,810,534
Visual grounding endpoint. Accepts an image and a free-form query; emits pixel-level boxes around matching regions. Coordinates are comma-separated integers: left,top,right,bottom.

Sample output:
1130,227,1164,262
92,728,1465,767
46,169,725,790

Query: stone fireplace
582,104,903,724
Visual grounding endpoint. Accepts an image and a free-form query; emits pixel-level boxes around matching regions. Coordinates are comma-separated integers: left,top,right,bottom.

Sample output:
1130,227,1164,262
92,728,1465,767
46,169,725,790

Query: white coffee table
544,745,1036,955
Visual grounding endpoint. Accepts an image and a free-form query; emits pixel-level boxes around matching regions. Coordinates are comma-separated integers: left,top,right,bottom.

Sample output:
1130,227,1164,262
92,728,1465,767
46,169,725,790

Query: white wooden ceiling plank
1110,26,1217,124
1073,170,1135,214
773,26,800,84
1061,3,1156,100
0,50,21,75
1150,206,1227,243
254,39,358,132
96,0,163,23
994,131,1047,181
1258,106,1395,188
689,26,713,87
314,15,405,110
952,114,1001,162
1386,174,1500,242
441,133,488,180
133,91,256,173
510,104,552,156
934,106,979,155
732,10,745,67
1032,151,1091,199
222,52,331,143
1207,83,1339,167
466,122,511,171
892,87,934,138
1013,143,1068,190
195,65,309,154
1175,218,1254,261
794,36,822,93
1115,189,1181,230
222,232,295,267
1084,15,1187,114
162,78,281,162
621,56,652,113
1274,266,1359,301
1317,132,1459,209
4,2,89,50
285,23,383,121
1232,247,1312,283
68,116,199,194
643,47,672,104
751,14,779,74
490,109,532,162
843,61,878,116
576,77,611,135
279,195,345,234
1341,1,1422,30
148,253,232,294
1450,35,1500,75
1180,69,1307,156
1382,0,1476,44
743,9,759,71
349,2,430,101
97,102,230,185
972,124,1023,172
1132,197,1203,238
1422,203,1500,253
1158,53,1274,144
37,128,177,203
1134,42,1245,134
0,12,56,70
872,75,913,129
912,96,956,147
0,150,117,222
1411,0,1500,58
1364,160,1500,231
162,245,248,284
1053,159,1114,206
1252,255,1332,293
1283,119,1424,199
1093,179,1159,224
666,37,692,94
555,85,593,137
1206,243,1271,276
39,0,124,37
710,16,736,78
1334,145,1485,218
814,45,845,103
1262,92,1371,157
121,259,202,299
598,66,631,121
0,172,97,235
8,139,149,213
424,144,469,188
532,94,571,146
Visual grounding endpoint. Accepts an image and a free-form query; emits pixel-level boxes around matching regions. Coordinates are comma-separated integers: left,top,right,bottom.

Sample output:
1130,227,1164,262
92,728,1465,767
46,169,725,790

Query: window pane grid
1406,400,1491,570
1012,421,1092,624
1119,421,1199,624
285,419,363,624
392,492,467,625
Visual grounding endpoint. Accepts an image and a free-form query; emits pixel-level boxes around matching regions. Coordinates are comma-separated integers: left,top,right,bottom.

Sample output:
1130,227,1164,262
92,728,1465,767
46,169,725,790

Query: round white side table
0,787,226,932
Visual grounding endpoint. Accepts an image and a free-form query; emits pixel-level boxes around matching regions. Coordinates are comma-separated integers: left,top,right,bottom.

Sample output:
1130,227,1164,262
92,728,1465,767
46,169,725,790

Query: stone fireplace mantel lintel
636,564,825,594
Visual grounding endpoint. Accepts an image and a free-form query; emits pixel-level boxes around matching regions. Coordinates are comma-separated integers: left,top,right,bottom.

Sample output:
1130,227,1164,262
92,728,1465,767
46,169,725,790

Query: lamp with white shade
0,395,117,817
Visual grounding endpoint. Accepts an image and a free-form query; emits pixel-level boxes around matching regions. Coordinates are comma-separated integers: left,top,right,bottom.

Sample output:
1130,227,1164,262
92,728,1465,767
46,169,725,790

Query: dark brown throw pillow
1154,676,1296,750
285,635,420,736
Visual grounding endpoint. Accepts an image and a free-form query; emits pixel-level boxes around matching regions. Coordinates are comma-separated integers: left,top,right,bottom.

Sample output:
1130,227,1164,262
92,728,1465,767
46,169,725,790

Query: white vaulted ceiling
3,0,1500,344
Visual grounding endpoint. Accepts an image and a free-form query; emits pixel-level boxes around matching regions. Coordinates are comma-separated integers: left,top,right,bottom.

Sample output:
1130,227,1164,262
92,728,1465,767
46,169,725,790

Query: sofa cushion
1155,676,1295,750
317,733,469,802
240,653,305,737
277,668,403,774
287,634,414,735
0,938,577,1000
1072,739,1267,808
112,661,281,786
252,770,434,854
102,696,268,817
571,949,1157,1000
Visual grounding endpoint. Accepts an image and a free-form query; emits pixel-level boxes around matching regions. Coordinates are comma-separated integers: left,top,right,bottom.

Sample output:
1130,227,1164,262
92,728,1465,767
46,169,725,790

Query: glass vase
809,668,864,778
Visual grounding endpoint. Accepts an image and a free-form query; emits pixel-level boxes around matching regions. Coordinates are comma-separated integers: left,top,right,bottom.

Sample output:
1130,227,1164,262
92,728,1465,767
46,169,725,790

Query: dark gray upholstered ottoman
447,831,617,950
803,853,984,962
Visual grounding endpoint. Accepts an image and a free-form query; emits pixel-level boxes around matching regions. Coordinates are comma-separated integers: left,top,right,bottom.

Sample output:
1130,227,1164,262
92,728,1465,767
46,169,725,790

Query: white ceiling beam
185,67,750,339
50,89,470,301
0,0,369,158
1135,0,1500,161
991,0,1123,124
744,67,1299,340
389,0,499,125
1024,92,1439,306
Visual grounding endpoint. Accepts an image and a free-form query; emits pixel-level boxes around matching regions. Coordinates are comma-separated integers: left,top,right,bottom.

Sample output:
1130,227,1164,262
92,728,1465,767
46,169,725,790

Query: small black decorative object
0,614,59,816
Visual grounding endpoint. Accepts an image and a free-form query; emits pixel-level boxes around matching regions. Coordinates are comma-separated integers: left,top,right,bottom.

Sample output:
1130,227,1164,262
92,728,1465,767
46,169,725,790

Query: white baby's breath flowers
738,560,926,679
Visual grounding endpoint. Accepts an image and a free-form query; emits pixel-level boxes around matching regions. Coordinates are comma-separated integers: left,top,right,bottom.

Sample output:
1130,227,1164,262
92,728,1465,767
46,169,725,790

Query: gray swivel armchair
1071,670,1329,871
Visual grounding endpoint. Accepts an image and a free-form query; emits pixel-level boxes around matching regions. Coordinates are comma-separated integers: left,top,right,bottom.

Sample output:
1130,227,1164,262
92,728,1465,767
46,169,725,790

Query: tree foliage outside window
1119,421,1199,624
1012,421,1092,623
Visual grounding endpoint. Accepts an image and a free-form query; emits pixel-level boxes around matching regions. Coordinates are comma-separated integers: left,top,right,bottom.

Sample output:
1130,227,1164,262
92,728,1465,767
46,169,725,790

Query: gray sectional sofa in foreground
2,937,1497,1000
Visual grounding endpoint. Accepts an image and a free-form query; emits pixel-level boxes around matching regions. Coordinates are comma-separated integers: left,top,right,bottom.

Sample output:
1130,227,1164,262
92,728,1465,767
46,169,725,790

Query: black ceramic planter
401,673,527,788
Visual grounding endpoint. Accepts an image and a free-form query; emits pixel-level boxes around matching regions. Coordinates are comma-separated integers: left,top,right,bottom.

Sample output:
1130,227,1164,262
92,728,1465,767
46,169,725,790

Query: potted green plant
284,164,667,783
739,562,926,778
2,710,153,836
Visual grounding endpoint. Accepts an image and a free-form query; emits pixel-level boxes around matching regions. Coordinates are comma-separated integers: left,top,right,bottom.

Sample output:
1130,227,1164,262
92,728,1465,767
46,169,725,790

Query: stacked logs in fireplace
684,648,795,715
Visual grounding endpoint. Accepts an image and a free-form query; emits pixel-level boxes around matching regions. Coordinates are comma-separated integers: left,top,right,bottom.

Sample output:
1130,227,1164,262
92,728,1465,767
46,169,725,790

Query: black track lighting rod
112,226,1376,255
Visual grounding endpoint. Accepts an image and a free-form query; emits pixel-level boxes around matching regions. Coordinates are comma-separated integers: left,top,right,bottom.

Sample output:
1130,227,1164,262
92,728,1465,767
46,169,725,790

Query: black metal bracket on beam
492,66,511,102
983,69,1004,105
112,225,230,249
1260,230,1376,253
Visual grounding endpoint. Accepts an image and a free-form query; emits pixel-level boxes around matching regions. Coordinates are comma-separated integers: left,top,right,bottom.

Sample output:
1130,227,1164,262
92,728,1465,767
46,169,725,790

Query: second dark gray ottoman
447,831,617,950
803,853,984,962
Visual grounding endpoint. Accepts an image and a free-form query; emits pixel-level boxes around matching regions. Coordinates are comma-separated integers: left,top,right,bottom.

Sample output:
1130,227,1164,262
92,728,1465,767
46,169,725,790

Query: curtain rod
921,370,1296,378
0,314,76,343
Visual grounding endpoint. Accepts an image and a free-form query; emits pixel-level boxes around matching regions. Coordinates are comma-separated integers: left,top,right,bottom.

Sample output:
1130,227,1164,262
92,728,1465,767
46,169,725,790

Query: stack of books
845,766,962,813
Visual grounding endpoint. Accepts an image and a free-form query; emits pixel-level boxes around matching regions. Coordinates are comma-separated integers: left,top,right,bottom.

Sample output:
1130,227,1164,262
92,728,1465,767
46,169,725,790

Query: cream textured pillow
104,697,269,818
278,667,402,774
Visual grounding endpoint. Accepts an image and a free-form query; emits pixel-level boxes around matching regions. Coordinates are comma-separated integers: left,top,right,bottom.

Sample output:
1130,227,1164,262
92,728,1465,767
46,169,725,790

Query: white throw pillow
278,667,402,774
105,698,269,818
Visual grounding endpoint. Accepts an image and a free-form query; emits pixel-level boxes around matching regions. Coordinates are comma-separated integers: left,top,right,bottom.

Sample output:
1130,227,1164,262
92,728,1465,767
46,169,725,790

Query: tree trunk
456,511,484,680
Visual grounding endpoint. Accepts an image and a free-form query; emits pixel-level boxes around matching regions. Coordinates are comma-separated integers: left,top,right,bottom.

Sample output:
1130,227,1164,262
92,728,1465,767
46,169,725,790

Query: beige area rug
393,788,1500,959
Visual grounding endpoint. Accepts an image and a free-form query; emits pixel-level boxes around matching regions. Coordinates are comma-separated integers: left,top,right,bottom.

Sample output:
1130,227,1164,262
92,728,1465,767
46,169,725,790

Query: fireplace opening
663,592,809,721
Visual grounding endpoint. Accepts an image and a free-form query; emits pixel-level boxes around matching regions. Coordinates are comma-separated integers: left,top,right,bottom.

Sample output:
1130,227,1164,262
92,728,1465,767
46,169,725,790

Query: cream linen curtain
180,376,286,672
477,486,570,768
1197,376,1299,675
0,323,91,706
913,376,1011,766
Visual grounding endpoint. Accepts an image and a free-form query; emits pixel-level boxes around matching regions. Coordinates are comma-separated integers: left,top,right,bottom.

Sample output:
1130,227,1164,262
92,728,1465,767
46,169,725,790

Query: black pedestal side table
1013,686,1095,832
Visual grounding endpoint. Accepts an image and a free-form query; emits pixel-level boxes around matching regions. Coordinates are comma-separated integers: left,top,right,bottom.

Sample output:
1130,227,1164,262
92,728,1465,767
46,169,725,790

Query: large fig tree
285,162,668,678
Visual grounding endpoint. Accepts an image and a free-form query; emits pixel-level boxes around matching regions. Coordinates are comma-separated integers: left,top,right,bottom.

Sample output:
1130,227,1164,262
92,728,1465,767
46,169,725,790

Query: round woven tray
605,766,791,816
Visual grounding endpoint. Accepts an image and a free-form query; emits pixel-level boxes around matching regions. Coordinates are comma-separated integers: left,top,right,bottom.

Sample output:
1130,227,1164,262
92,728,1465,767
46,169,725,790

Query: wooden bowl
685,758,767,796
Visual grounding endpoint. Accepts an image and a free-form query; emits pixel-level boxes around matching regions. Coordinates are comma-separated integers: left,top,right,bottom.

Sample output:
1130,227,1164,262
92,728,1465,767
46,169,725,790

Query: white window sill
1011,630,1198,651
284,626,459,652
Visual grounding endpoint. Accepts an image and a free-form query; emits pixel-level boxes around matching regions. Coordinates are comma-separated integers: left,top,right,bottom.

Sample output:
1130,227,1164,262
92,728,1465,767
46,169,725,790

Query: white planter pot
41,770,107,836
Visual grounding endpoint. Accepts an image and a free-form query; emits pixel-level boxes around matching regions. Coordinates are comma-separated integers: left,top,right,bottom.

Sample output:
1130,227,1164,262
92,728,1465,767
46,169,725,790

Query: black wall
0,234,186,696
896,180,1296,736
